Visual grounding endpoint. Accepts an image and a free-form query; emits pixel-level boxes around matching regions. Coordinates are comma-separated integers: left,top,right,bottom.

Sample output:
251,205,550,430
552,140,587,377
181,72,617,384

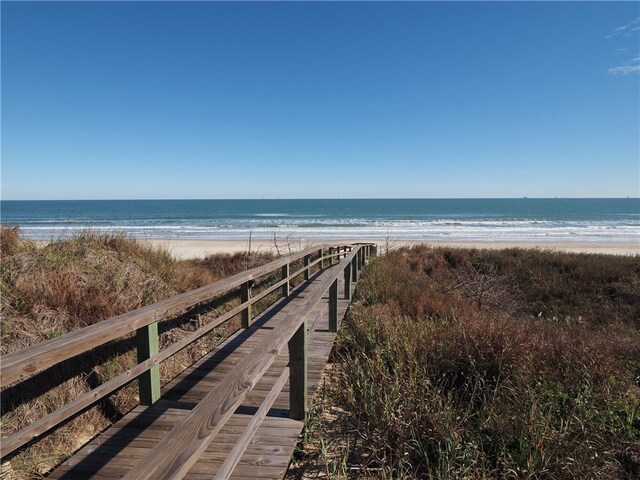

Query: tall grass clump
0,226,274,478
292,246,640,479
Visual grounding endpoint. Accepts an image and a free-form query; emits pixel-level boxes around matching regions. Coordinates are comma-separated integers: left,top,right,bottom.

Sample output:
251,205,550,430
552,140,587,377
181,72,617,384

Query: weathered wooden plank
213,368,289,480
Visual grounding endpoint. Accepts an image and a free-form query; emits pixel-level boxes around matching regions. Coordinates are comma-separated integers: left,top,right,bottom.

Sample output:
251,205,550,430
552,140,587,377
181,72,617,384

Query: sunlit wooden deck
48,264,355,479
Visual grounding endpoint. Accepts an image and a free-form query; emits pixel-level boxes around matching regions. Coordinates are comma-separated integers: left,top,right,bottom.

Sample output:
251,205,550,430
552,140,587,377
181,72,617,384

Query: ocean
1,199,639,243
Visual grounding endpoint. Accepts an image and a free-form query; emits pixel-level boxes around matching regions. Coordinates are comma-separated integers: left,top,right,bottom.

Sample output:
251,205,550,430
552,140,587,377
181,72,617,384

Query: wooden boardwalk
1,246,372,479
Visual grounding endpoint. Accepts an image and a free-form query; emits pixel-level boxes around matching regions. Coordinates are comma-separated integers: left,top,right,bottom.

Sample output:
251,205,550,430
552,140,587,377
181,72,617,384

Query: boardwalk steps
1,243,375,479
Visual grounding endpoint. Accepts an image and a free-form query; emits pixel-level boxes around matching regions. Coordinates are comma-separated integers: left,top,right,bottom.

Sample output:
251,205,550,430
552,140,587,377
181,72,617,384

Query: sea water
1,198,639,243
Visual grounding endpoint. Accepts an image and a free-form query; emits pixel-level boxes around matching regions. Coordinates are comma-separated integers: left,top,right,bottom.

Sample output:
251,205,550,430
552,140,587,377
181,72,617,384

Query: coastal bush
0,226,275,478
290,246,640,479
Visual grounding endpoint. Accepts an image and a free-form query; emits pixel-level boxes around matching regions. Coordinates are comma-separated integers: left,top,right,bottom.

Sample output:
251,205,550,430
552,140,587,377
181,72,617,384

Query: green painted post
136,322,160,405
329,279,338,332
241,281,252,328
282,263,290,297
352,256,358,282
288,319,308,420
344,262,351,299
304,254,311,280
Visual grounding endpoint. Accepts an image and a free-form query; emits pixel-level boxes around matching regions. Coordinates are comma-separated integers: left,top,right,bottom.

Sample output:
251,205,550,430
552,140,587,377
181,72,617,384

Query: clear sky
1,1,639,200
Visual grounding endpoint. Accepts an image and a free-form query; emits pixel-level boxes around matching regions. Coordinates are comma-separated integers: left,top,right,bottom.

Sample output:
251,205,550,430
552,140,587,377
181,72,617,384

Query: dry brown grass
0,226,275,478
290,246,640,479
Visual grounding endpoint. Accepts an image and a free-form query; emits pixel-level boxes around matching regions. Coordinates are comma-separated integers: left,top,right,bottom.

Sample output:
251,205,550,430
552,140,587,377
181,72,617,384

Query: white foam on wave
19,218,640,243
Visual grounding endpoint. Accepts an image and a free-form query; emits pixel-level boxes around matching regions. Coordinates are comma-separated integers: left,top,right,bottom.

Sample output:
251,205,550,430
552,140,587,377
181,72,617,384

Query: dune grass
289,246,640,479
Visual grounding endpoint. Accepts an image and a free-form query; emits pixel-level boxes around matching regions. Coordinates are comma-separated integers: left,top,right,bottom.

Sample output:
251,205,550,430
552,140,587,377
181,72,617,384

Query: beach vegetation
289,245,640,479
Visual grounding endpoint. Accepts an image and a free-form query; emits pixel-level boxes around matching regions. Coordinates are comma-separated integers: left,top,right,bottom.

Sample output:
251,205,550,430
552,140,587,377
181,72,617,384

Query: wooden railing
0,242,376,466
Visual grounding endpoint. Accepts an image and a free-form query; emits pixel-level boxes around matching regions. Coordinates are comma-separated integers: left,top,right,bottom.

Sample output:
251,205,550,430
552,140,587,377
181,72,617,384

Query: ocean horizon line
2,197,639,202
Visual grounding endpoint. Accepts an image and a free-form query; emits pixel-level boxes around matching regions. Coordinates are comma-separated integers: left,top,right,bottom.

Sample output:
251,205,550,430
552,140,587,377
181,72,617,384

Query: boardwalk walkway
11,246,369,479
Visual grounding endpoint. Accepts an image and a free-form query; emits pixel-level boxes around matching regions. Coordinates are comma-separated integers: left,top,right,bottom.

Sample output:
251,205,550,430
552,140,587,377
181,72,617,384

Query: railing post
329,247,334,266
288,319,307,421
319,248,324,269
241,281,252,328
136,322,160,405
304,254,311,280
344,262,351,299
352,254,358,282
329,279,338,332
281,263,290,297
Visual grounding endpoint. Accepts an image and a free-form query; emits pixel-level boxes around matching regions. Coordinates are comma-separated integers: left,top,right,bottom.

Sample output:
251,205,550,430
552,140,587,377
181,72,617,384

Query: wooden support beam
304,254,311,280
344,262,351,300
281,263,290,297
328,247,334,266
319,248,324,269
329,279,338,332
352,255,358,282
288,319,308,421
241,281,252,328
136,322,160,406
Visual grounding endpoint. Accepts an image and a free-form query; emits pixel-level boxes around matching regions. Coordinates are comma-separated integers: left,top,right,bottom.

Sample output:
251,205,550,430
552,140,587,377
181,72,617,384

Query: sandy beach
141,238,640,259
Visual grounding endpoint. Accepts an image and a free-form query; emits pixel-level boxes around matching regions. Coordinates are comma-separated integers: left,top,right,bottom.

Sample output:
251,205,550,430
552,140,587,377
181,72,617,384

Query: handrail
0,242,372,459
1,244,328,387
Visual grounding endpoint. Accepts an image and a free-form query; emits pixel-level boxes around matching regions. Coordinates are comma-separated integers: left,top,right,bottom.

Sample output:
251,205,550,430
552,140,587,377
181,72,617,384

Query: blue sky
2,1,639,200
